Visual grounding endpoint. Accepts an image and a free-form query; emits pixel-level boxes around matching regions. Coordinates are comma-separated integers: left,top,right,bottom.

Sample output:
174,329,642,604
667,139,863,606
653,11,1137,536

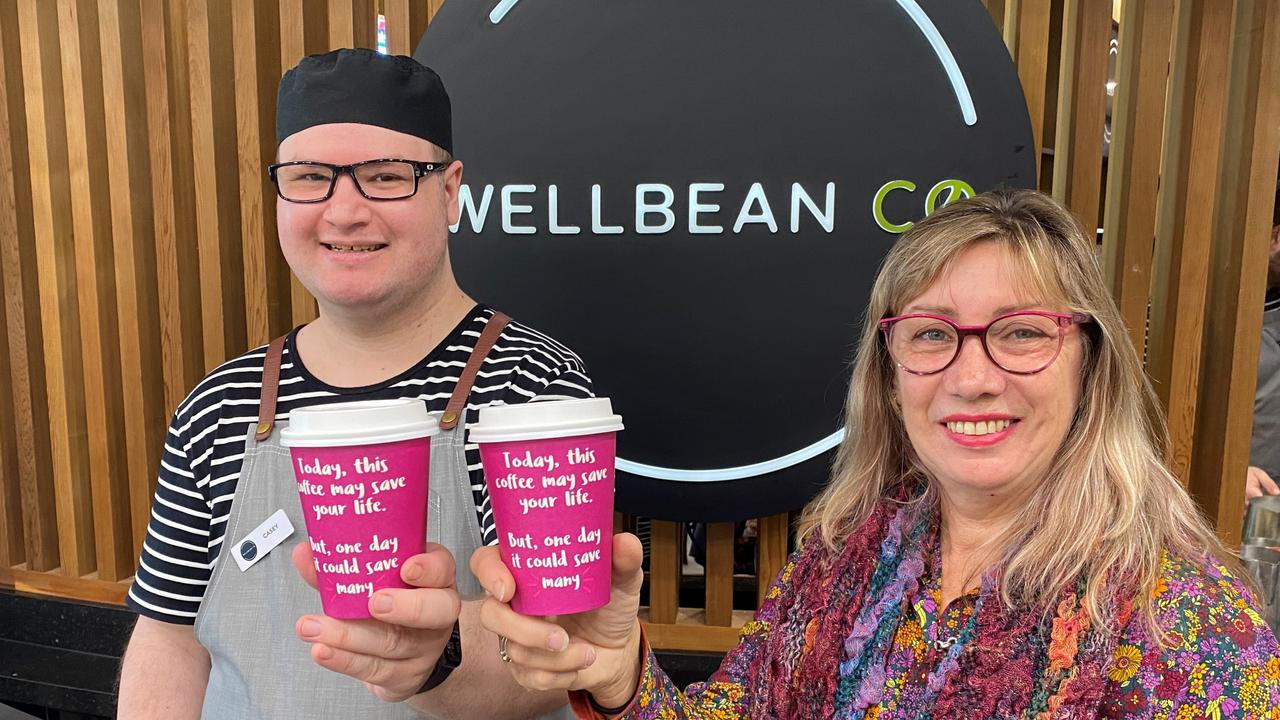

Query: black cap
276,48,452,154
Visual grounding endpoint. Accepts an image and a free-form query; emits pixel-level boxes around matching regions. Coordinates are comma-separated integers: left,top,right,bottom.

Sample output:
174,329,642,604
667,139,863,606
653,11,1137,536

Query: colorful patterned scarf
748,501,1129,719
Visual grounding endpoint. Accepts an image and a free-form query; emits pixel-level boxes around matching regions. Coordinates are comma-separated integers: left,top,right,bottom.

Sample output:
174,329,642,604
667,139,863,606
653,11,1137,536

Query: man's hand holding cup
292,542,461,701
279,399,453,701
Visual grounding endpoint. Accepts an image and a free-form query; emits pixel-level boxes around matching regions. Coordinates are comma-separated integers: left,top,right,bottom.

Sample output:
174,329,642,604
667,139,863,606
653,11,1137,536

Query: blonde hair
798,189,1238,628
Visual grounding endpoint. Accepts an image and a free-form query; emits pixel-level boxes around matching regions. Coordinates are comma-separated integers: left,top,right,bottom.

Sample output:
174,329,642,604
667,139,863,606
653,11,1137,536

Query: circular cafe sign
418,0,1035,521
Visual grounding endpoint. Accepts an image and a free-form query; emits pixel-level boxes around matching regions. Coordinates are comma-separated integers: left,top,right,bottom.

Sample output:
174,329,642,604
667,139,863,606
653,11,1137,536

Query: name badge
233,509,295,572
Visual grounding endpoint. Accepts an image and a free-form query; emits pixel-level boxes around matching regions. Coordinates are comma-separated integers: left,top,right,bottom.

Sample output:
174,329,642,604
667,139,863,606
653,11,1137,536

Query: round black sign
240,540,258,563
418,0,1035,521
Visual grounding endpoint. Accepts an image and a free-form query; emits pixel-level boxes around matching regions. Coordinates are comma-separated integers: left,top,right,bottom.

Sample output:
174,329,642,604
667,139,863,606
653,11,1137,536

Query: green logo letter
872,180,917,233
924,179,975,215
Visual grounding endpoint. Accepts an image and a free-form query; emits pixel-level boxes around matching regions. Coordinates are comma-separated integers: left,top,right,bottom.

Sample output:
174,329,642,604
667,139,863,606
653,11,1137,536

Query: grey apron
195,314,569,719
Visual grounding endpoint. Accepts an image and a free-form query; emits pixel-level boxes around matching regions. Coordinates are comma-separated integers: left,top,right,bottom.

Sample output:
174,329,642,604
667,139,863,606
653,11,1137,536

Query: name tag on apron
233,509,295,572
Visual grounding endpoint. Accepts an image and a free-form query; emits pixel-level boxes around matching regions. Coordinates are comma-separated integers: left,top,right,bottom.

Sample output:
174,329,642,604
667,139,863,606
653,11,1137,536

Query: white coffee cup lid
468,397,623,443
280,399,440,447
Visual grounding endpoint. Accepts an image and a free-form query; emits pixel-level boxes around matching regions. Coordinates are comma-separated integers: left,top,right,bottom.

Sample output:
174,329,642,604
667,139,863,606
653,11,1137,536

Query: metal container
1240,543,1280,634
1244,495,1280,544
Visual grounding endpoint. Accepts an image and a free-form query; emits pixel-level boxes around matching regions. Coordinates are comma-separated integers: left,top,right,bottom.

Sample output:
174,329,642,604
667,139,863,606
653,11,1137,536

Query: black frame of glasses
266,158,451,203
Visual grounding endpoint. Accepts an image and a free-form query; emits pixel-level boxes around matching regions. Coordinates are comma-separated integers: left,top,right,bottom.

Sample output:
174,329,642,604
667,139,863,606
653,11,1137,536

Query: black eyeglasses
267,158,450,203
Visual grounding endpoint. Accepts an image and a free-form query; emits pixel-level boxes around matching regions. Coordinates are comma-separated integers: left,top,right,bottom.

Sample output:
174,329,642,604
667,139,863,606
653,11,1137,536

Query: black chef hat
276,48,452,154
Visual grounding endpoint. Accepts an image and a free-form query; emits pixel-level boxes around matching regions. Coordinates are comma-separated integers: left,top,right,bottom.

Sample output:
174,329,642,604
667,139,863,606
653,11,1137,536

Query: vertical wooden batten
1037,0,1067,191
57,0,133,580
426,0,444,28
703,522,734,627
0,292,17,567
18,0,96,577
1052,0,1112,231
188,0,247,369
99,0,165,550
278,0,320,327
384,0,411,56
409,0,433,50
328,0,354,47
0,2,57,572
1147,0,1233,483
147,0,205,412
234,0,284,348
985,0,1007,21
646,520,680,625
1189,0,1280,545
1101,0,1174,360
0,38,20,565
1011,0,1054,180
755,514,789,605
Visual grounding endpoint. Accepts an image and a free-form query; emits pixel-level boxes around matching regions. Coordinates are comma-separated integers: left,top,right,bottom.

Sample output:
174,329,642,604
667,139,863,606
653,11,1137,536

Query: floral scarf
748,502,1129,719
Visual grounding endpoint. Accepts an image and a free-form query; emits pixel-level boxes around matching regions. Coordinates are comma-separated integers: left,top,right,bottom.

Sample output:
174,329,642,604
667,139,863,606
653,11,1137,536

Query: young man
118,49,587,719
1247,183,1280,503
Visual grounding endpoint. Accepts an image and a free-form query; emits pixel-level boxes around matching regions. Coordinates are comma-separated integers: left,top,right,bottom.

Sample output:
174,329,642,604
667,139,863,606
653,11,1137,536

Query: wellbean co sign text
419,0,1034,520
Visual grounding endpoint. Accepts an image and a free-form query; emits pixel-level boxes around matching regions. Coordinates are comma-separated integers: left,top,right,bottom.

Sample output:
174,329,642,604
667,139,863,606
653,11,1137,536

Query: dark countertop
0,589,723,718
0,591,135,718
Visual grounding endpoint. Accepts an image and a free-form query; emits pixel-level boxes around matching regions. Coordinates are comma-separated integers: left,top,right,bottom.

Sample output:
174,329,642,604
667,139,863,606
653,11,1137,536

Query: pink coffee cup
281,399,439,619
471,398,624,615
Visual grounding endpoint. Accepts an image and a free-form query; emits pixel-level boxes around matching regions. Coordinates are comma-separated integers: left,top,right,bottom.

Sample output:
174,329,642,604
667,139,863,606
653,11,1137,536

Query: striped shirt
127,306,594,624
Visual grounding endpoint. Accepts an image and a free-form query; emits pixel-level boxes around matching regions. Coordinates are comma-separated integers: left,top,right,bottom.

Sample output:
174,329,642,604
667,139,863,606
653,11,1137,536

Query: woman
471,190,1280,718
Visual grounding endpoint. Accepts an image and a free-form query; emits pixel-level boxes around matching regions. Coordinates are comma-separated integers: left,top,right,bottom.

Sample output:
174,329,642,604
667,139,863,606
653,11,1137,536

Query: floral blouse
570,550,1280,719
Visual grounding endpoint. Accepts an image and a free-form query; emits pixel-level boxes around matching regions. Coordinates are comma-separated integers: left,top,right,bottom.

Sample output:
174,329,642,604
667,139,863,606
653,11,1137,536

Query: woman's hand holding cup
471,533,646,708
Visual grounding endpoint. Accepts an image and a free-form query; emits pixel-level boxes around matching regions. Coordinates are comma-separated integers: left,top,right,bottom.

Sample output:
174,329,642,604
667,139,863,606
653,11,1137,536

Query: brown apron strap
255,335,288,441
439,312,511,431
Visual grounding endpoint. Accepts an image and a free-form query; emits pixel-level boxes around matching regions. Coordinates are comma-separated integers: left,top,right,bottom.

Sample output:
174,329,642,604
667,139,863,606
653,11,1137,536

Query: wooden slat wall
0,0,57,574
1147,0,1235,482
18,0,96,578
1036,0,1277,541
2,0,1278,655
633,515,793,653
58,0,133,581
0,0,434,601
1187,0,1280,546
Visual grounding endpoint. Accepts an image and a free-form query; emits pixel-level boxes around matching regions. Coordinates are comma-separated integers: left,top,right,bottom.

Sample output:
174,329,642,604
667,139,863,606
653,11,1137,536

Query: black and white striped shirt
127,306,593,624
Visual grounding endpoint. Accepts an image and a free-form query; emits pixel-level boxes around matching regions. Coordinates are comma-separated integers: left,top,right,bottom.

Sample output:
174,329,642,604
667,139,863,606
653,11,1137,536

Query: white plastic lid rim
280,398,440,448
468,397,624,444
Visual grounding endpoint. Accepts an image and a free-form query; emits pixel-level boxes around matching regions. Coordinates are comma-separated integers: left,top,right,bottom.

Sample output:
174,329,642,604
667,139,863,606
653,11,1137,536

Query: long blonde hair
798,189,1237,626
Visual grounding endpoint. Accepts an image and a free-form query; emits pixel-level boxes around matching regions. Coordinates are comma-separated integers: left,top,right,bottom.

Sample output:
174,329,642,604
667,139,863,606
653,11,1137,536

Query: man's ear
443,160,464,227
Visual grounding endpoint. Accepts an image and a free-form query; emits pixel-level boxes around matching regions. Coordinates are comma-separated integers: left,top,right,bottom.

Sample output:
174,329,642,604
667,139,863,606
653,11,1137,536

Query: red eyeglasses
878,311,1092,375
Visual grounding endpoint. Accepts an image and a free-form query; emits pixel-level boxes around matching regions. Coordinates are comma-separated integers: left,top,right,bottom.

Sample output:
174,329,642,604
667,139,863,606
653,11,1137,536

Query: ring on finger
498,635,513,664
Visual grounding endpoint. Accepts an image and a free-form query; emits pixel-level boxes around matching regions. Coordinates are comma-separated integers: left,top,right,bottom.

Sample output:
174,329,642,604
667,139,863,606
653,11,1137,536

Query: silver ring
498,635,512,664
